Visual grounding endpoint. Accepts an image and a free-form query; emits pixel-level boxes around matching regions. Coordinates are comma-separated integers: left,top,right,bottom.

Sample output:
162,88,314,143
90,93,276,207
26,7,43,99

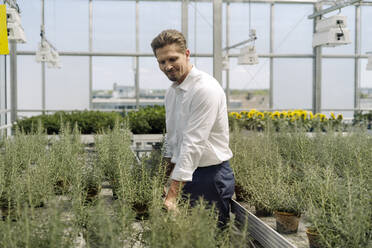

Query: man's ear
185,49,190,59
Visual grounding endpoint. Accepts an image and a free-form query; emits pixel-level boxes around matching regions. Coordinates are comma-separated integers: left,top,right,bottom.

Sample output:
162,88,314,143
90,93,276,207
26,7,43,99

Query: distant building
360,88,372,96
93,83,241,110
93,98,242,110
93,98,164,110
112,83,135,98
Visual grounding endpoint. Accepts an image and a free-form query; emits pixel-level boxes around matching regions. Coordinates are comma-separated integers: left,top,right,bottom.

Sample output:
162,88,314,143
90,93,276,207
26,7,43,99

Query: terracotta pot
306,228,324,248
274,211,300,234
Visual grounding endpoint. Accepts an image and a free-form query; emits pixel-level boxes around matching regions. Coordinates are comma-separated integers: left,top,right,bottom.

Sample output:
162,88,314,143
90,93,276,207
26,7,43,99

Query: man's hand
163,157,175,178
164,179,185,212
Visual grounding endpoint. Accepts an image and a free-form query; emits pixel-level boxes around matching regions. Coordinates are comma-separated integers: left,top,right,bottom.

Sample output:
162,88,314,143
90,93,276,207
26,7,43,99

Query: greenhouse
0,0,371,247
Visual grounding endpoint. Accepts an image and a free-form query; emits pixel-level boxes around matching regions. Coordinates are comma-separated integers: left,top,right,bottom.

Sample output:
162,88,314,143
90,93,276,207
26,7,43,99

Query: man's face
155,43,191,84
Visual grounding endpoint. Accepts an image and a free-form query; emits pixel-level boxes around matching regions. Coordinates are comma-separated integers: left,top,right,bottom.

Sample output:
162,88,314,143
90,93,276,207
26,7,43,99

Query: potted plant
270,167,304,234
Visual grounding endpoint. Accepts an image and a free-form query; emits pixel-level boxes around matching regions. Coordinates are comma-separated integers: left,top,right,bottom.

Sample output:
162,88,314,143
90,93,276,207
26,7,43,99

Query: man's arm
164,179,185,211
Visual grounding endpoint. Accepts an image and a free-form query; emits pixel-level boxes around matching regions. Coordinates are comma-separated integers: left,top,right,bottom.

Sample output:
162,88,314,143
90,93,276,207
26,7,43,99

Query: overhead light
6,7,26,43
35,39,61,69
367,53,372,71
237,29,258,65
312,15,350,47
238,45,258,65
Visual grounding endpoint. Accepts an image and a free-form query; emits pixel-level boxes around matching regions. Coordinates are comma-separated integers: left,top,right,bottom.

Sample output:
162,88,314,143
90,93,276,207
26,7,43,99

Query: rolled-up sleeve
163,133,173,158
170,87,220,181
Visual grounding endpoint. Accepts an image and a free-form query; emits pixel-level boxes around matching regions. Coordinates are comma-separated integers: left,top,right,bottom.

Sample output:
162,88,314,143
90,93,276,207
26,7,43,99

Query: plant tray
231,200,297,248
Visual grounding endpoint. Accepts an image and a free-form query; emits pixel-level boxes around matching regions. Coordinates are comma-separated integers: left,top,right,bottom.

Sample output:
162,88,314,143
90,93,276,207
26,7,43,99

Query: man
151,29,235,226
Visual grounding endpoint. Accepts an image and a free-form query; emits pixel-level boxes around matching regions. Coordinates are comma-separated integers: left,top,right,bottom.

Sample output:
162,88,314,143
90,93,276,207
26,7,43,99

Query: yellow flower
249,109,257,113
257,112,264,119
300,112,307,120
309,112,314,120
240,111,248,116
272,111,280,120
337,114,343,120
280,111,288,118
330,112,336,120
236,114,242,119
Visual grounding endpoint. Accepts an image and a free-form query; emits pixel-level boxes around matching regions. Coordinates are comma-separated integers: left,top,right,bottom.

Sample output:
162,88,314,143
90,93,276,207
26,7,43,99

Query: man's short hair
151,29,187,56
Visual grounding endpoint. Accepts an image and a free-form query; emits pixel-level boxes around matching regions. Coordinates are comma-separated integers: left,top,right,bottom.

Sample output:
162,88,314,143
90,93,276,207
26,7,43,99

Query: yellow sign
0,5,9,55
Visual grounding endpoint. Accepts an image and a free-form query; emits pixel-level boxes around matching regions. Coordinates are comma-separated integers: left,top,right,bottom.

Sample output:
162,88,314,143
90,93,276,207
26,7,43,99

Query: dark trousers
182,160,235,227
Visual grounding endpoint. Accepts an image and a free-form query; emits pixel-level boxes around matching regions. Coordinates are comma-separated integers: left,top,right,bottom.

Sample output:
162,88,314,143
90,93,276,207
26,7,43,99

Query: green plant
14,111,124,134
126,106,165,134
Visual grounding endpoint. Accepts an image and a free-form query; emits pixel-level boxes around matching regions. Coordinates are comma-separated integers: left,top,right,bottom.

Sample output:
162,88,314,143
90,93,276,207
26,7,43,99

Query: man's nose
165,63,173,71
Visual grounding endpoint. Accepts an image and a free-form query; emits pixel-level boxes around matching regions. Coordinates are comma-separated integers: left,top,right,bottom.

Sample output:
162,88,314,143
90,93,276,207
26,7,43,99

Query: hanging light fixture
312,14,351,47
238,29,258,65
35,39,61,68
6,7,26,43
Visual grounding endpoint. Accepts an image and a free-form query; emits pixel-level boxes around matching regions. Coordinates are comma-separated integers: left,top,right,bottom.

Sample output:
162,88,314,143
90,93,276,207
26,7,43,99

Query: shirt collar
171,66,197,92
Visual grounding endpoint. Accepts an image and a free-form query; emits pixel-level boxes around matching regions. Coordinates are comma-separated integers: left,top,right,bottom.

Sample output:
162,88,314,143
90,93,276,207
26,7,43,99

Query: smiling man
151,29,235,226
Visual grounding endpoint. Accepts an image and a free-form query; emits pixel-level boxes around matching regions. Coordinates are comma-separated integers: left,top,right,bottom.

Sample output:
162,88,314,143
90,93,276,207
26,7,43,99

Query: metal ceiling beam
308,0,361,19
17,51,371,59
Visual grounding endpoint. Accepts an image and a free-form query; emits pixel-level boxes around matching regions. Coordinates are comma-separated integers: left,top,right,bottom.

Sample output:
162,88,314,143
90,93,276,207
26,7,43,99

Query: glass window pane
46,56,89,110
17,0,41,51
360,59,372,109
322,59,354,118
229,3,270,54
229,57,270,110
274,4,313,54
93,57,134,90
45,0,89,52
140,1,181,53
92,57,135,110
188,2,213,54
361,6,372,54
140,57,169,91
18,56,42,114
273,58,312,109
93,1,135,52
322,6,355,55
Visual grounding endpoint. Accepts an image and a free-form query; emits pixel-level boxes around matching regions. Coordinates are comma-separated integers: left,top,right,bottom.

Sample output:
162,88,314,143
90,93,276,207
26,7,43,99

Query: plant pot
1,206,17,221
234,184,250,202
255,204,272,217
306,228,324,248
84,185,101,204
132,202,149,220
54,180,69,195
274,211,300,234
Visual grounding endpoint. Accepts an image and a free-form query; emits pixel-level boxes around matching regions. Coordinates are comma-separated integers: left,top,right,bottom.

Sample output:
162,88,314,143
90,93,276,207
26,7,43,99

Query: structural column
41,0,46,114
182,0,189,42
269,2,274,109
135,0,140,110
354,4,361,110
10,42,17,124
89,0,93,110
313,3,322,114
213,0,222,84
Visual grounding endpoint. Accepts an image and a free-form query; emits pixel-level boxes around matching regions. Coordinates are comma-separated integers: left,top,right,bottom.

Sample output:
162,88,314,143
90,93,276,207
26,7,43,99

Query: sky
2,0,372,113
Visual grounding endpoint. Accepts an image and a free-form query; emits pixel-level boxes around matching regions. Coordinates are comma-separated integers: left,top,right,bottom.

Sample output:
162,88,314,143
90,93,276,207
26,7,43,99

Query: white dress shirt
164,66,233,182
